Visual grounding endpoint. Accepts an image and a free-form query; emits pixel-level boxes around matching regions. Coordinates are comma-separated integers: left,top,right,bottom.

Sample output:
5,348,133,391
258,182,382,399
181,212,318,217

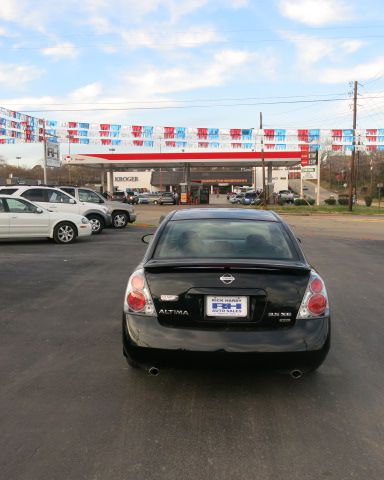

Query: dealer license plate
206,296,248,317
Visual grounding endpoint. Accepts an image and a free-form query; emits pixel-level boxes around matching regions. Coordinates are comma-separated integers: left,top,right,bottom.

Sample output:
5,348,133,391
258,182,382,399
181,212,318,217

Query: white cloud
0,0,52,33
83,0,247,27
0,64,43,87
121,49,255,96
340,40,364,54
229,0,248,7
319,56,384,83
120,25,223,51
168,0,209,23
282,32,365,66
0,0,22,22
41,42,80,60
87,15,112,35
0,95,55,111
68,82,103,101
278,0,353,26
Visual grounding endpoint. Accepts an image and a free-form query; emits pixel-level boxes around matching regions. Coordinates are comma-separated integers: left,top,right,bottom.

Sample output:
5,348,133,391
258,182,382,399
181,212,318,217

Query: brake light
307,294,327,316
124,269,155,315
127,291,147,311
297,271,329,319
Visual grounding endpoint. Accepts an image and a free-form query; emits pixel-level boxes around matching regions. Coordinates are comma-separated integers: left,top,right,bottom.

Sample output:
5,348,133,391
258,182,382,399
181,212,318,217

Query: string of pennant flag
2,106,384,152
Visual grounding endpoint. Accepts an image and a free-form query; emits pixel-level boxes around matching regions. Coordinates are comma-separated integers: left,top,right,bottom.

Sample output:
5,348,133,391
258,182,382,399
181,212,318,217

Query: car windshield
153,219,297,260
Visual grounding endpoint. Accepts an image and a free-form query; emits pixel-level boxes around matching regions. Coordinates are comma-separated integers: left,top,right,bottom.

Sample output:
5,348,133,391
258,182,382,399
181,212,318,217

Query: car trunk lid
144,260,310,330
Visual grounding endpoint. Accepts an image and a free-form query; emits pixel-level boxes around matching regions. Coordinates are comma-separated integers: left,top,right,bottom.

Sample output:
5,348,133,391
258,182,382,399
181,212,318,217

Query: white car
59,186,137,228
0,195,92,244
277,190,295,203
230,193,245,204
0,185,112,234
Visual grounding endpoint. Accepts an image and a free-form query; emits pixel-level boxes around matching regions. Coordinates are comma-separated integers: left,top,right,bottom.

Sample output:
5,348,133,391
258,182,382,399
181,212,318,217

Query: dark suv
125,190,139,204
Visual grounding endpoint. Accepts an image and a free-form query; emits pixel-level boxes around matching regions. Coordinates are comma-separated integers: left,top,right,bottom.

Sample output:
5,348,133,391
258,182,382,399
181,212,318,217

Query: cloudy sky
1,0,384,166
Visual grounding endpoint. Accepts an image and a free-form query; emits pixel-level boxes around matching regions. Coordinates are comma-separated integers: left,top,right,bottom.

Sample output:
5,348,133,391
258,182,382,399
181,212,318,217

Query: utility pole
348,81,358,211
260,112,267,208
354,135,360,199
316,150,321,206
43,137,48,184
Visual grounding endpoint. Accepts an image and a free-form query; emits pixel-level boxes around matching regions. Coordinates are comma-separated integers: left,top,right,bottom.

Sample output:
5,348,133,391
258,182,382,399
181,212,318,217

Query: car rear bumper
123,313,330,367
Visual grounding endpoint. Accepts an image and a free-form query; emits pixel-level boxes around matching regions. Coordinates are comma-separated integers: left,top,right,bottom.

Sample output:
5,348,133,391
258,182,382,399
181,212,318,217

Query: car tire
87,214,104,234
153,200,158,204
112,211,128,228
125,353,140,369
53,222,77,244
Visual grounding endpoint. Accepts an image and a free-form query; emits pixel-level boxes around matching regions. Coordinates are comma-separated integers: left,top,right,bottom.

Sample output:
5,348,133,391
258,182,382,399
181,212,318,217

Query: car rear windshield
153,219,298,260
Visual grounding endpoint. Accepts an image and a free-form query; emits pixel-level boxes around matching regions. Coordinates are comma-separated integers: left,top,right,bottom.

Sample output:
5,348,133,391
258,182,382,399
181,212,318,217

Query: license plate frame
205,295,248,318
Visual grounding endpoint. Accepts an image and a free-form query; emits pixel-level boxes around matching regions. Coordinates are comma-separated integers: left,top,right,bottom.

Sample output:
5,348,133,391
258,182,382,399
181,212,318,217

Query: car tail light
297,271,329,319
127,291,147,311
124,269,155,315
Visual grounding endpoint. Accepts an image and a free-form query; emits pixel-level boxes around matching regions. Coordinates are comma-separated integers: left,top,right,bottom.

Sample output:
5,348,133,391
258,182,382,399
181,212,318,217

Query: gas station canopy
67,151,302,169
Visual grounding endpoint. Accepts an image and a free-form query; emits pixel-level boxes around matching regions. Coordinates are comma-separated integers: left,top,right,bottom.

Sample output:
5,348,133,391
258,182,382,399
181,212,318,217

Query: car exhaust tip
290,369,303,379
148,366,160,376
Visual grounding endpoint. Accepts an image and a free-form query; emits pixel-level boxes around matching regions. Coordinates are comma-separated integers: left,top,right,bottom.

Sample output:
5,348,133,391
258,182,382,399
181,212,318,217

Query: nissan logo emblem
220,274,235,285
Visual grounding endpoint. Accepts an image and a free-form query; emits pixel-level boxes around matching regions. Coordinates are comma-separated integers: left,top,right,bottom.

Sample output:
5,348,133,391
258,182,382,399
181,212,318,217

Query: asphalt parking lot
1,206,384,480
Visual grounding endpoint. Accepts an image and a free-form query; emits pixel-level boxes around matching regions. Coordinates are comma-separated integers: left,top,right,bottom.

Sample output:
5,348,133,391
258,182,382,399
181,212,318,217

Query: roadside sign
301,166,317,180
309,151,318,165
300,151,309,166
45,141,61,168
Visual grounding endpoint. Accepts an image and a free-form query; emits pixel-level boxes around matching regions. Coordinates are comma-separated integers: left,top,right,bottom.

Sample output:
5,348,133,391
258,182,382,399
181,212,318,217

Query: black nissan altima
122,208,330,376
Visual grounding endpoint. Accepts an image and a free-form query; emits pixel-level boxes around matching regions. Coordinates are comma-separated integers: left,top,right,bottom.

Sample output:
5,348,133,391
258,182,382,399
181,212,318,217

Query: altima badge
160,295,179,301
220,274,235,285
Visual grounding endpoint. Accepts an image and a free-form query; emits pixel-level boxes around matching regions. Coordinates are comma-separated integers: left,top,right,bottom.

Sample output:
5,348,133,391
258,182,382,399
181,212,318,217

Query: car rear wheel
125,353,140,368
53,222,77,244
112,211,128,228
87,214,104,234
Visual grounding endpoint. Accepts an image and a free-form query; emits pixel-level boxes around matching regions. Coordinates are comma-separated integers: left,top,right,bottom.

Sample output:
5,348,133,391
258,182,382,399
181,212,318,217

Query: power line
0,92,346,107
5,34,384,50
3,24,384,40
21,96,384,113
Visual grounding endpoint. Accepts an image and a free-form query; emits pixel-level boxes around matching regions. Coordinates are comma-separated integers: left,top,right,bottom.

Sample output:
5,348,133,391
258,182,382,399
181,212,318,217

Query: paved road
1,209,384,480
289,179,333,202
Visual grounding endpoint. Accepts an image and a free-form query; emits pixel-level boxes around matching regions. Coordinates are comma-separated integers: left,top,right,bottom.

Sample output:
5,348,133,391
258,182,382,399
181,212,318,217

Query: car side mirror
69,198,76,204
297,237,302,243
35,207,44,214
142,234,154,244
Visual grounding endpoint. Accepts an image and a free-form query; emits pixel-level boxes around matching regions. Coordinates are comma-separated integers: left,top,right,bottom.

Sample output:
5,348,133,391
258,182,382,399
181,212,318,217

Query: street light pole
43,137,48,184
66,135,73,184
260,112,267,208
